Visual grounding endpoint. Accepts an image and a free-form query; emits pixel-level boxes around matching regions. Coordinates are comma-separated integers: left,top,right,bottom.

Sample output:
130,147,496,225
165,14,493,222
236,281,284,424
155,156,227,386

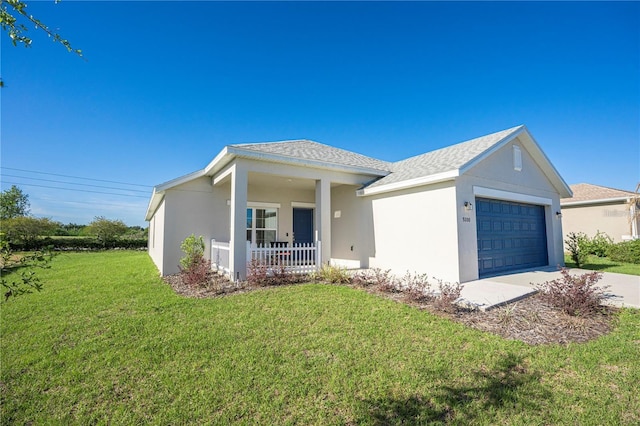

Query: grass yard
2,252,639,424
565,254,640,276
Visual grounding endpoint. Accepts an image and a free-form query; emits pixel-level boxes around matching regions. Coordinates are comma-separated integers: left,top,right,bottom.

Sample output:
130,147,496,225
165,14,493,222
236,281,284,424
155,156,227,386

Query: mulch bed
163,273,619,346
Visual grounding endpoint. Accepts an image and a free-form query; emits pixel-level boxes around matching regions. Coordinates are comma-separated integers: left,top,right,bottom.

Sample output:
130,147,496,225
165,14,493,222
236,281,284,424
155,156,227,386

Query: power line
0,167,153,188
1,181,150,198
29,197,148,209
2,174,150,194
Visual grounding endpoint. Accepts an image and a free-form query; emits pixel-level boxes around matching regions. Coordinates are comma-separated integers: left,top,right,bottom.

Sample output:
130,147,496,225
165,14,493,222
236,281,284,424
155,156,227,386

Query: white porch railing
210,240,231,275
247,241,321,275
211,240,322,279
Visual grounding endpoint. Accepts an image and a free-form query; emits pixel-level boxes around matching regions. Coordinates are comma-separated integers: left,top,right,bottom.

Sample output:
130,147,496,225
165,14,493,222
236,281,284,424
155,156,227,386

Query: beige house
145,125,571,283
561,183,639,243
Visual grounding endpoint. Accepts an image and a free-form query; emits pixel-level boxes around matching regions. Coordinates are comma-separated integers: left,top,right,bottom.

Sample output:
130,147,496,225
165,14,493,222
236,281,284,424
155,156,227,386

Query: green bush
607,239,640,264
312,264,352,284
565,232,588,267
582,231,614,257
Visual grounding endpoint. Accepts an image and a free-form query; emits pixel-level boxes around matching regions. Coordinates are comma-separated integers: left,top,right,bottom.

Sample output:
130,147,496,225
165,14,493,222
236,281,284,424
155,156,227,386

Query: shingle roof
561,183,635,204
364,125,524,189
231,139,392,173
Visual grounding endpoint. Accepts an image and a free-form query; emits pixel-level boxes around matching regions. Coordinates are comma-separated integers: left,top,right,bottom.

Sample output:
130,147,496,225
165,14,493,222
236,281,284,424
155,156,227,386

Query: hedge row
9,237,148,251
607,239,640,264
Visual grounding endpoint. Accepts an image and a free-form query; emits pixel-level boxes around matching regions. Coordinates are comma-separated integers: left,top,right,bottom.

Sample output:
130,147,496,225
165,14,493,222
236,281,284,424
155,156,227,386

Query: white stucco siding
148,198,165,274
368,182,460,283
455,139,565,282
160,176,231,276
562,202,633,243
330,184,366,267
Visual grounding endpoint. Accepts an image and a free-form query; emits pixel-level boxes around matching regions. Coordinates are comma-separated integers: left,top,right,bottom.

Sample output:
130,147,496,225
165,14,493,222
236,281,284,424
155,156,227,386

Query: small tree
86,216,128,247
0,185,30,219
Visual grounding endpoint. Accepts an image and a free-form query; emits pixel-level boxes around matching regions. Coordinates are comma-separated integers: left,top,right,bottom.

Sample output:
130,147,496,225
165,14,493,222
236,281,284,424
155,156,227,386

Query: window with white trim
246,207,277,246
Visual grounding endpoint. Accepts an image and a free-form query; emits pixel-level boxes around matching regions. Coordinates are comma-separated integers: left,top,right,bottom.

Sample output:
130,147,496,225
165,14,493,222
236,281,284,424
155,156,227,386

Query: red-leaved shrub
535,268,608,316
179,256,211,287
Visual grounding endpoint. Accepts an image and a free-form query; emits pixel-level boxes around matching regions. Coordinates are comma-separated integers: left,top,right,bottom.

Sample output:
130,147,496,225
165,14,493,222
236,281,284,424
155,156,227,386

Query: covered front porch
209,157,369,281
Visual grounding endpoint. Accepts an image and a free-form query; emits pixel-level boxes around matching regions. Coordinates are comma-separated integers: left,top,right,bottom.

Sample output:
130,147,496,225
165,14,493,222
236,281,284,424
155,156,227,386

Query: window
246,207,277,246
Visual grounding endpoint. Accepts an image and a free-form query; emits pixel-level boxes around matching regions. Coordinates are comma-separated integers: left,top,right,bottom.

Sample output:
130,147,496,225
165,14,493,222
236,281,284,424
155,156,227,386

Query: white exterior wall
368,182,460,283
455,137,565,282
159,177,231,276
330,184,369,268
147,198,165,274
561,202,634,243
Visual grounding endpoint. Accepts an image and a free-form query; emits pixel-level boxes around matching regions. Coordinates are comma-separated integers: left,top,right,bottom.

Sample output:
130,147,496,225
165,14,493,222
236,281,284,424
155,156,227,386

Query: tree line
1,185,147,248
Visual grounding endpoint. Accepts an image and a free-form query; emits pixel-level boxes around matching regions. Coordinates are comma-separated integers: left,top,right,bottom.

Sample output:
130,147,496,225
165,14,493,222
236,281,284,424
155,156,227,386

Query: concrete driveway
458,267,640,311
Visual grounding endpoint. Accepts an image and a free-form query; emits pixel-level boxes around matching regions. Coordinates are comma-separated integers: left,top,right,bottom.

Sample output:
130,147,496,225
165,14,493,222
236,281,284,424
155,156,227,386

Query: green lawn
565,254,640,275
2,252,639,424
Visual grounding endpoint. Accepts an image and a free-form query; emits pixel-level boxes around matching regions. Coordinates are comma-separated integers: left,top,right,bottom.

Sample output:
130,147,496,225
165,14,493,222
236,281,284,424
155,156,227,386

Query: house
561,183,639,243
145,125,571,283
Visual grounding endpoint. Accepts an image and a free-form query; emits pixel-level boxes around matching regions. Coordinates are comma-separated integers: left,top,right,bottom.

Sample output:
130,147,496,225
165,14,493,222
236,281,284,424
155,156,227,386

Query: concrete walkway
458,267,640,311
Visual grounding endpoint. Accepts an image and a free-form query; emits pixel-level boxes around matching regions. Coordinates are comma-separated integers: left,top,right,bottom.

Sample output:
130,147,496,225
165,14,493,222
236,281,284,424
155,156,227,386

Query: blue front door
293,208,314,245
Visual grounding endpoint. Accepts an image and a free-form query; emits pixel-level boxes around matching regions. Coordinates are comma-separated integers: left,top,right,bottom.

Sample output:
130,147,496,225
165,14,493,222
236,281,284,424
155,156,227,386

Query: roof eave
144,189,165,221
357,170,459,197
561,196,631,207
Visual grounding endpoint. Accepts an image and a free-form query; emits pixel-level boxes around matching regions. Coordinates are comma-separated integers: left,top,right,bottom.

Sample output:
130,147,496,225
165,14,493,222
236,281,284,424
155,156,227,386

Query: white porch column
229,163,248,281
315,178,331,265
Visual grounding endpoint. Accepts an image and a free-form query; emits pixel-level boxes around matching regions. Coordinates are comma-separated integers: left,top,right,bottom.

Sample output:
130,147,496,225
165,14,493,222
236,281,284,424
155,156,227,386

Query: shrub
247,259,271,287
352,268,394,289
179,234,205,270
180,257,211,287
583,231,613,257
246,260,299,287
607,239,640,264
313,265,352,285
565,232,588,267
535,268,607,316
402,272,433,302
433,280,463,312
178,235,209,287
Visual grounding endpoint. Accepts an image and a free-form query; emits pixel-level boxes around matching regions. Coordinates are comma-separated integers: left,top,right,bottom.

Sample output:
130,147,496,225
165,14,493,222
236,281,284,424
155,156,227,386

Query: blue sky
1,1,638,227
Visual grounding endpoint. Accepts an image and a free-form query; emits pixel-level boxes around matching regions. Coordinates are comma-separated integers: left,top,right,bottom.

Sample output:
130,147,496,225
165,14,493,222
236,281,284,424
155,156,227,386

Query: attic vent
513,145,522,171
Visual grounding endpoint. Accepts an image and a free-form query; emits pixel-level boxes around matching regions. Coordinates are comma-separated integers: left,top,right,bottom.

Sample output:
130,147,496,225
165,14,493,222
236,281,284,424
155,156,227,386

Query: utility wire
1,174,150,194
0,167,153,188
1,181,149,198
28,197,148,209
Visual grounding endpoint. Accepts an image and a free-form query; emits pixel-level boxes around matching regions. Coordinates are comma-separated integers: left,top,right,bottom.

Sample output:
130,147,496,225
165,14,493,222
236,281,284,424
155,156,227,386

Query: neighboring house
561,183,639,243
146,125,571,283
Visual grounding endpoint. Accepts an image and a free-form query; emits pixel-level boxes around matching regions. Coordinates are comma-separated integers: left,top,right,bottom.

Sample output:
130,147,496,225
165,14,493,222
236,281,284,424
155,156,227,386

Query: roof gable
363,126,524,191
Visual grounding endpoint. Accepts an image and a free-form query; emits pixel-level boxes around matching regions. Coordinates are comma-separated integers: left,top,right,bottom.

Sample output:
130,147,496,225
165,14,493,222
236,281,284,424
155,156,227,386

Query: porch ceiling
216,171,341,190
248,172,341,190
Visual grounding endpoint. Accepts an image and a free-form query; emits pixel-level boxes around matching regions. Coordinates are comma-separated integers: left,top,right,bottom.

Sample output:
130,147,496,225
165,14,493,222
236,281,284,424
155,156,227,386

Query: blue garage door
476,198,548,278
